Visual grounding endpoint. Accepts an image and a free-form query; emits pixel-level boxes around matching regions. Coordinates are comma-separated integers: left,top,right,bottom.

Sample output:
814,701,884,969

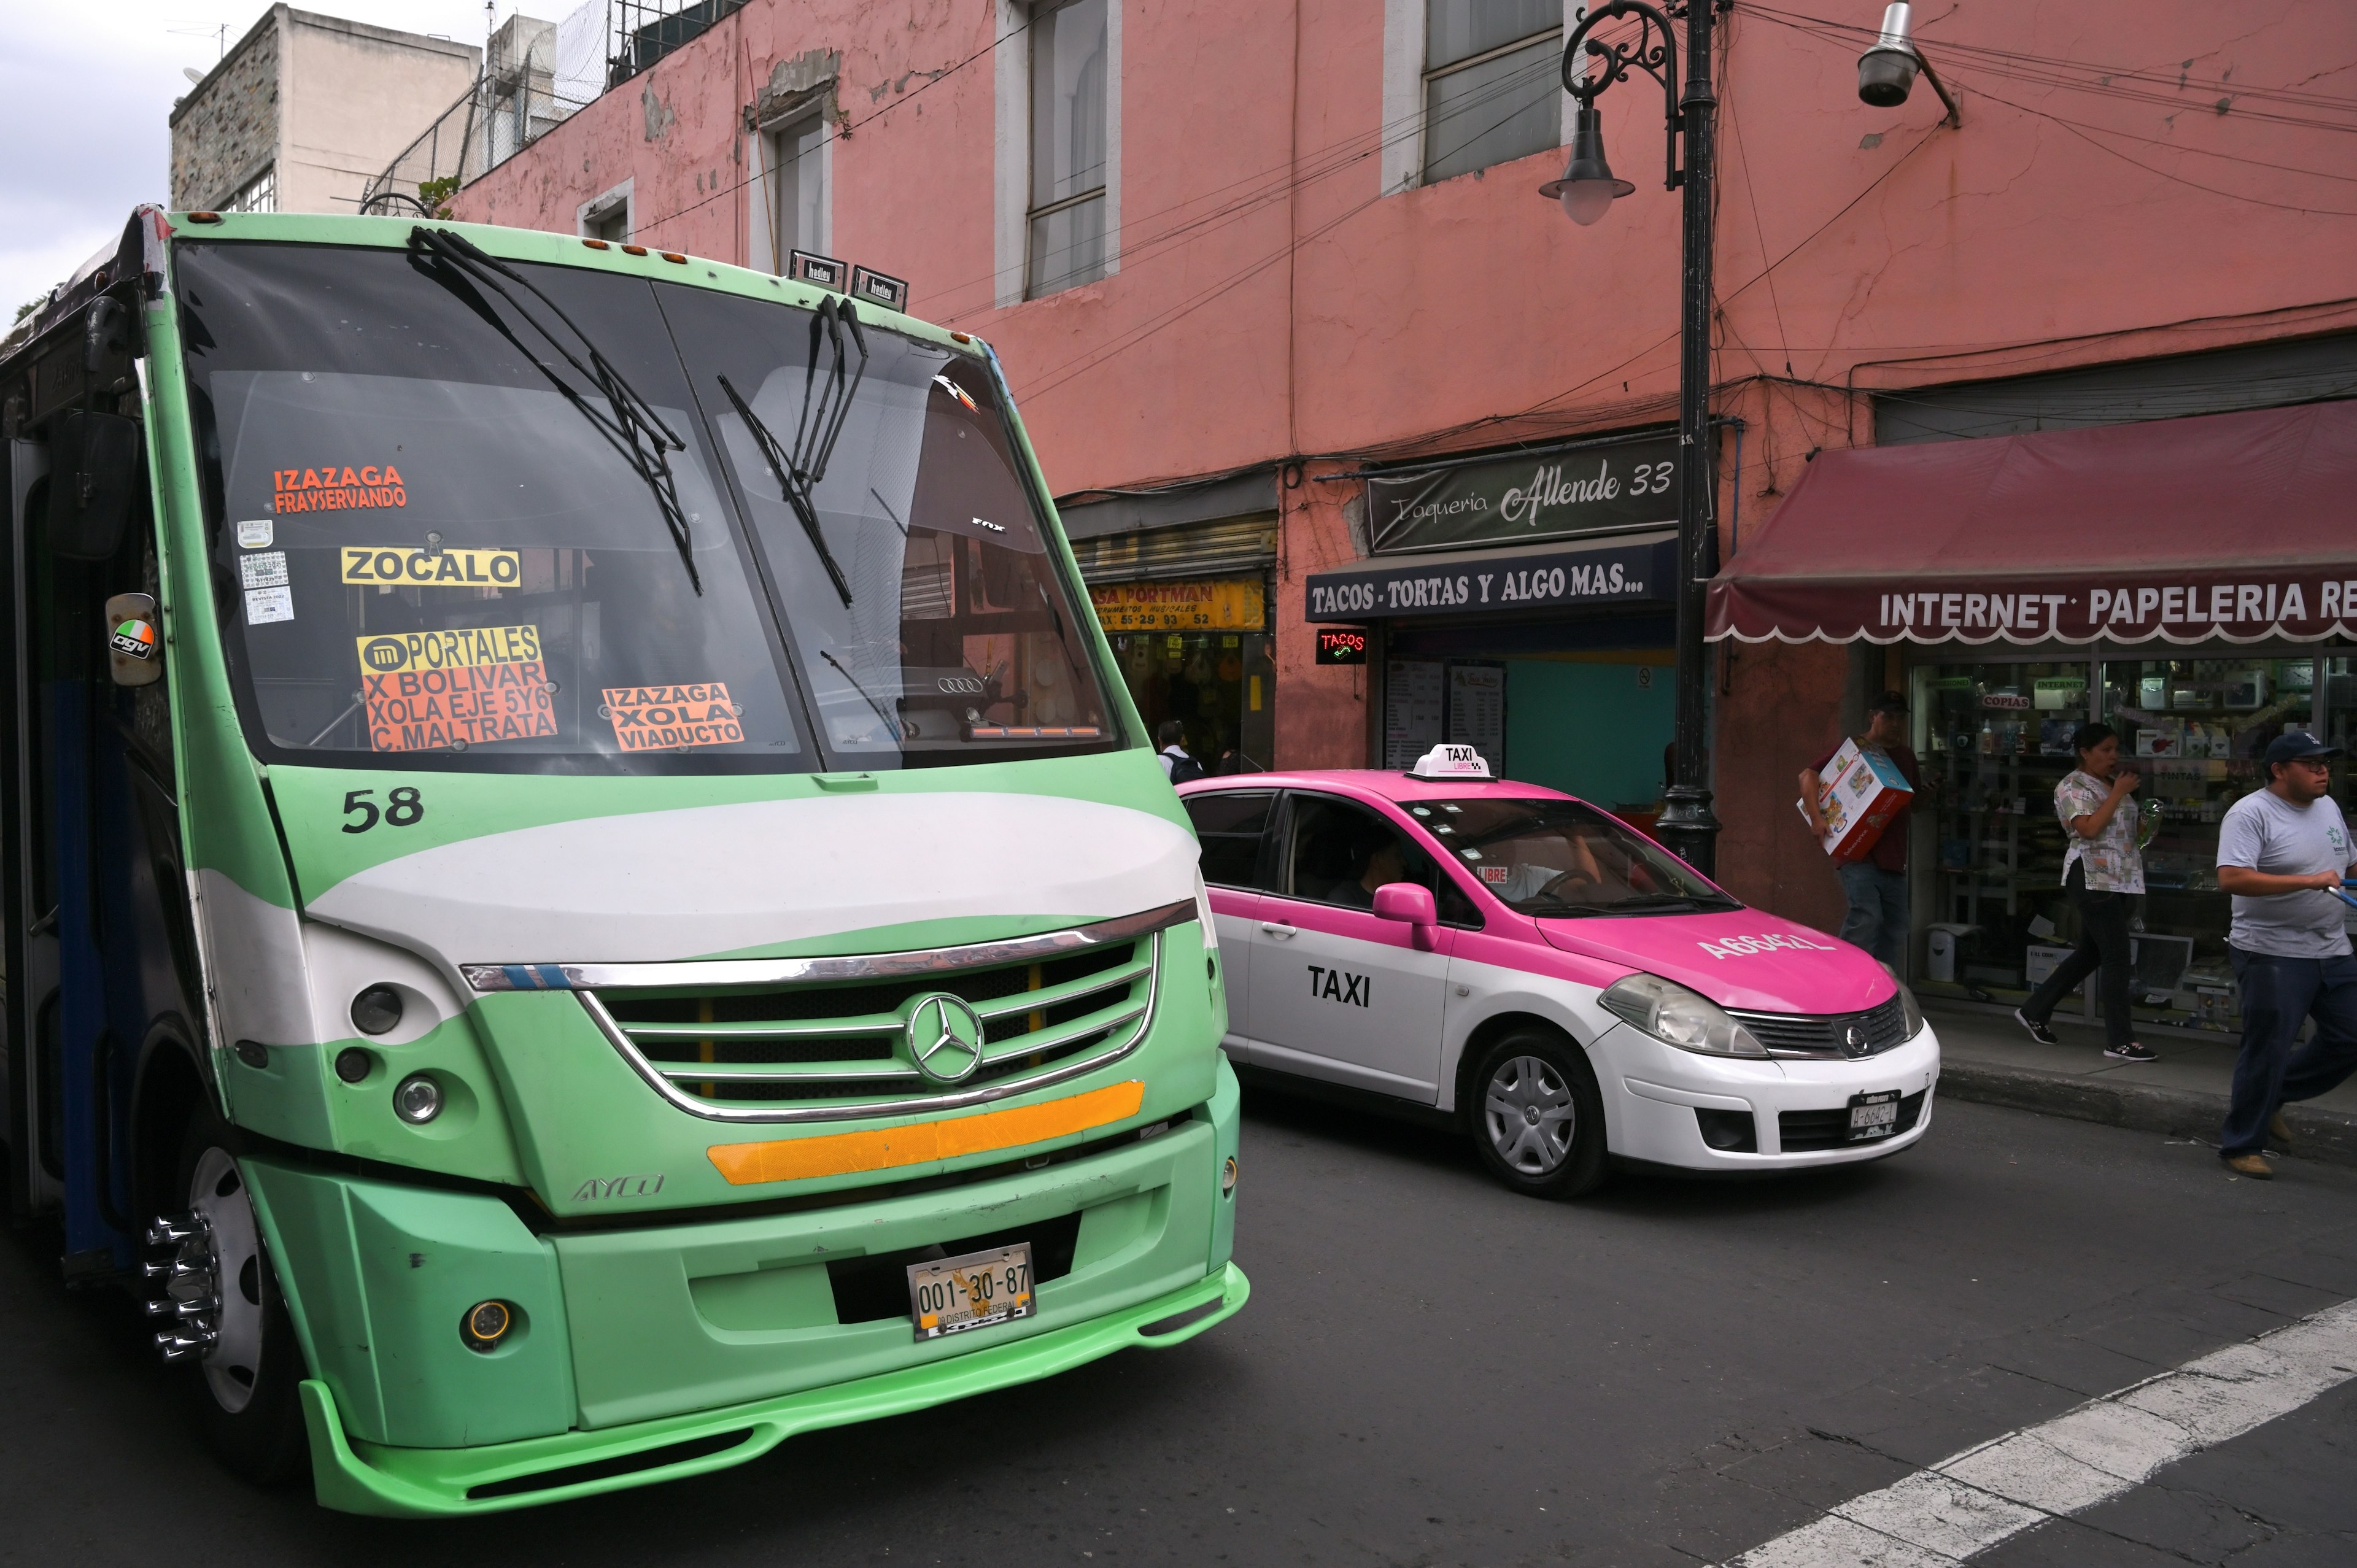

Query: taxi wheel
169,1106,311,1485
1469,1030,1607,1199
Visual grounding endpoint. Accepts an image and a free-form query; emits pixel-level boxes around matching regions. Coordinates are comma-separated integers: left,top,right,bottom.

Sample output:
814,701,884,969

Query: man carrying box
1798,692,1921,970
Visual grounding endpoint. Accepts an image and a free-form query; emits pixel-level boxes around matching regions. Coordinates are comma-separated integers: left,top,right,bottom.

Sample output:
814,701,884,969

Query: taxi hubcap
1484,1056,1575,1175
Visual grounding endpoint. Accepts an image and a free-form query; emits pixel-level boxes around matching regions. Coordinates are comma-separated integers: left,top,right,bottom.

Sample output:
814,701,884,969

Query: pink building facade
448,0,2357,984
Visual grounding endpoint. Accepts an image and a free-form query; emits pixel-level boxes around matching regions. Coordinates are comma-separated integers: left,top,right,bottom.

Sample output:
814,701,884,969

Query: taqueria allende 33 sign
1707,571,2357,644
1365,433,1680,554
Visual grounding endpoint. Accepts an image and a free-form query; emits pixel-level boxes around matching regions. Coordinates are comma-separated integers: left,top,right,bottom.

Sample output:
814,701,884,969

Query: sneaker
2223,1152,2274,1180
2013,1008,2061,1046
2104,1041,2159,1062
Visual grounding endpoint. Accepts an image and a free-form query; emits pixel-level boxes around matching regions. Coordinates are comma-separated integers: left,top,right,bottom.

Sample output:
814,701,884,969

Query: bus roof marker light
787,249,848,292
660,251,687,263
850,265,908,312
187,211,222,223
582,238,610,250
621,244,648,256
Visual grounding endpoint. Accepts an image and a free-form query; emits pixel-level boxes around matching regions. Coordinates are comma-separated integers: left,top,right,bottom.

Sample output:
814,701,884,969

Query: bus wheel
157,1105,309,1483
1469,1030,1608,1199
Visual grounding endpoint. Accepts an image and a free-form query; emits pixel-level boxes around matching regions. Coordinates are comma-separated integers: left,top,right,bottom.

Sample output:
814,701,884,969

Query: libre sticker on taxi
341,546,520,588
602,682,743,752
357,624,556,752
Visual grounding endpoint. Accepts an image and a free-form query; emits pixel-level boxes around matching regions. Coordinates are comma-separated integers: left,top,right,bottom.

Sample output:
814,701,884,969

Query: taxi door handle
1259,922,1296,939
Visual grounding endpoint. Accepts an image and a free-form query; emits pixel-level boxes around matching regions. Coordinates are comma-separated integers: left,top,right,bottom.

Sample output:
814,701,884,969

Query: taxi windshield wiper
406,226,702,593
714,295,869,608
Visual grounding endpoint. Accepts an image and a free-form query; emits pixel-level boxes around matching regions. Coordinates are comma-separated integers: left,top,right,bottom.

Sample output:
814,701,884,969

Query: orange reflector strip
706,1080,1145,1186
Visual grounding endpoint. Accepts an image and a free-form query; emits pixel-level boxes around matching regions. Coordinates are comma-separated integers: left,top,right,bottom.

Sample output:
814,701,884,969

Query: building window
1421,1,1562,185
1026,0,1110,298
222,166,276,214
768,112,829,265
579,182,631,244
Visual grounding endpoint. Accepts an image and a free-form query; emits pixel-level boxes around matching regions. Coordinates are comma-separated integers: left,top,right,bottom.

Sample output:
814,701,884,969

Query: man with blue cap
2214,730,2357,1178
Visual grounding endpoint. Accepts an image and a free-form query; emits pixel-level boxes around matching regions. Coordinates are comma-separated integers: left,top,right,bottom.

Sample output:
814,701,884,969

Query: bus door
6,304,192,1270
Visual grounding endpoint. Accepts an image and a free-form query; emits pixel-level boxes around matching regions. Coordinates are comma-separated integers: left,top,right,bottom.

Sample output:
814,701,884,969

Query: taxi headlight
1896,979,1925,1038
1600,973,1767,1059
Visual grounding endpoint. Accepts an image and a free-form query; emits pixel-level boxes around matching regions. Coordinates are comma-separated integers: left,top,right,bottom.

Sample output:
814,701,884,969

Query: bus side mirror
48,411,141,562
105,592,163,687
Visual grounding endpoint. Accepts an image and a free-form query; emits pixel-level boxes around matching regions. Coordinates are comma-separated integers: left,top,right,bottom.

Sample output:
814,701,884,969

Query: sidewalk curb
1938,1060,2357,1169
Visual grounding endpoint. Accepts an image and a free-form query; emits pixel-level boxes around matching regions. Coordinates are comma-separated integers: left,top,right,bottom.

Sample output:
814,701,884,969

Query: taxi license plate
907,1243,1034,1340
1848,1091,1902,1141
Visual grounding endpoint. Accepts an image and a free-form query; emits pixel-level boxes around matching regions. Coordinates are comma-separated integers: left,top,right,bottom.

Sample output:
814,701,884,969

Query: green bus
0,207,1245,1513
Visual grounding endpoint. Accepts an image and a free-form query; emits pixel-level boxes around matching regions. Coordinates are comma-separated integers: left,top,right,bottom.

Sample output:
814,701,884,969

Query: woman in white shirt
2015,722,2154,1062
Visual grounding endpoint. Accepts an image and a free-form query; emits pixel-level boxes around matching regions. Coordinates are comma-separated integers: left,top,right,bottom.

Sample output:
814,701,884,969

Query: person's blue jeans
1837,861,1910,971
2221,949,2357,1156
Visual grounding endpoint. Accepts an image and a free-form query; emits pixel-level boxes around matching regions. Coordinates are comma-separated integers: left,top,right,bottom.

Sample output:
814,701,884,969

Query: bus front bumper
302,1260,1247,1515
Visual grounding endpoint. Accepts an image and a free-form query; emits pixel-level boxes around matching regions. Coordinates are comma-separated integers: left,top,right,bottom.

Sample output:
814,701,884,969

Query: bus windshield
173,239,1115,771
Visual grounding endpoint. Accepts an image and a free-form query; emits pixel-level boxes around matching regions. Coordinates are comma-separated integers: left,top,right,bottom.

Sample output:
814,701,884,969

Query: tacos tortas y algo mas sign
1365,433,1680,555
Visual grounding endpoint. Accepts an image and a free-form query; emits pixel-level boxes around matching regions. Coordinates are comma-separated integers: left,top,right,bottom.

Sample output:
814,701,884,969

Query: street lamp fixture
1536,0,1725,873
1856,4,1962,123
1542,107,1636,227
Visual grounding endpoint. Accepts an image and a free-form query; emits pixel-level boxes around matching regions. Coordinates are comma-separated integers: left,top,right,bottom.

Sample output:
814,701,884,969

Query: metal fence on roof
362,1,742,218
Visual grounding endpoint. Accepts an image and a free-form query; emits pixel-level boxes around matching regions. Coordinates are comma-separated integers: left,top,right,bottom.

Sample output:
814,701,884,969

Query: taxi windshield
1405,797,1740,916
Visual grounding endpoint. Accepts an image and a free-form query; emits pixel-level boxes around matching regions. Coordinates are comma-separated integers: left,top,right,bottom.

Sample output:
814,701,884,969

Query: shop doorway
1110,628,1274,772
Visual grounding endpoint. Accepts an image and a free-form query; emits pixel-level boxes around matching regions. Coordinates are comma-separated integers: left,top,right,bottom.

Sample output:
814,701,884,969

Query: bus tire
1468,1029,1608,1199
170,1103,309,1485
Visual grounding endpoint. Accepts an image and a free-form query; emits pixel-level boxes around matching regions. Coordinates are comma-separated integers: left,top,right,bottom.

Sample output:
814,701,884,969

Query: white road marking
1724,1298,2357,1567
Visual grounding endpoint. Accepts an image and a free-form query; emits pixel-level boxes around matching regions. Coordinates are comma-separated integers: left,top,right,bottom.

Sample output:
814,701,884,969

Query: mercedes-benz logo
904,992,987,1085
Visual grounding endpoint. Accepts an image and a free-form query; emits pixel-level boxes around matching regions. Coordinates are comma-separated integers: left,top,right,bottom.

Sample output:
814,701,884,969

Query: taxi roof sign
1407,743,1492,782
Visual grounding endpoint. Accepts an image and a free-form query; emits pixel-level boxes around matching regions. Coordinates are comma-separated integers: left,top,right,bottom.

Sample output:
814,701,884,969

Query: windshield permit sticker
357,624,556,752
601,682,744,752
273,465,406,514
341,546,520,589
240,550,289,590
1697,932,1841,960
245,587,294,626
236,518,274,549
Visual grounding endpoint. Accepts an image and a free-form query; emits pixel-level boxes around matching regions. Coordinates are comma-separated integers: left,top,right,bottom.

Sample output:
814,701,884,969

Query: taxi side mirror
1372,882,1436,947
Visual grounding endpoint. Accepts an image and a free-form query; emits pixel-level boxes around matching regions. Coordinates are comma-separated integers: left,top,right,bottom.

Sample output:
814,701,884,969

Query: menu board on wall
1447,662,1506,774
1384,660,1444,769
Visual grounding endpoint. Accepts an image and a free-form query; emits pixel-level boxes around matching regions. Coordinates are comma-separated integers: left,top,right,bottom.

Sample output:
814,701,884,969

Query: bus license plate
907,1243,1034,1340
1848,1091,1902,1141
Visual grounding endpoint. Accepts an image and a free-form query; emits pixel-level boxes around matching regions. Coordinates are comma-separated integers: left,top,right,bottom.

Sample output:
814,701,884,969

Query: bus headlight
393,1073,444,1124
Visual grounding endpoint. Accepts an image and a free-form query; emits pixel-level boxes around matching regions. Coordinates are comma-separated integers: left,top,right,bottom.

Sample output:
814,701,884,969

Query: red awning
1707,399,2357,646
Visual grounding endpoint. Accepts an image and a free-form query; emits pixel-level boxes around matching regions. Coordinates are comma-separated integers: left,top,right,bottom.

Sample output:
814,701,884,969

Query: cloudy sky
0,1,513,315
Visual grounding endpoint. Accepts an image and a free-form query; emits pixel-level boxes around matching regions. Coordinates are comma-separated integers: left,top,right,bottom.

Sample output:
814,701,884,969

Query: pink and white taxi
1179,746,1940,1196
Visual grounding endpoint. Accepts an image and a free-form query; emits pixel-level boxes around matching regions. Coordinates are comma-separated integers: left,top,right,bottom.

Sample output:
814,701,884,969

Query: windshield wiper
716,373,852,606
819,649,902,742
406,226,703,593
713,295,870,607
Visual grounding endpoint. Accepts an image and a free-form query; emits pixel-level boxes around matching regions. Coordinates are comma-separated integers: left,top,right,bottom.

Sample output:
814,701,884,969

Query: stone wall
171,12,280,209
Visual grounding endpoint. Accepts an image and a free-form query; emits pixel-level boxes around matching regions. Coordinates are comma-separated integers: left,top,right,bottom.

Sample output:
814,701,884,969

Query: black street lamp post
1541,0,1723,874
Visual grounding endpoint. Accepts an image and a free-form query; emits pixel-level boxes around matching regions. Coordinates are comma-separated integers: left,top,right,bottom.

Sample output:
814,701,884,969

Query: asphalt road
3,1095,2353,1567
